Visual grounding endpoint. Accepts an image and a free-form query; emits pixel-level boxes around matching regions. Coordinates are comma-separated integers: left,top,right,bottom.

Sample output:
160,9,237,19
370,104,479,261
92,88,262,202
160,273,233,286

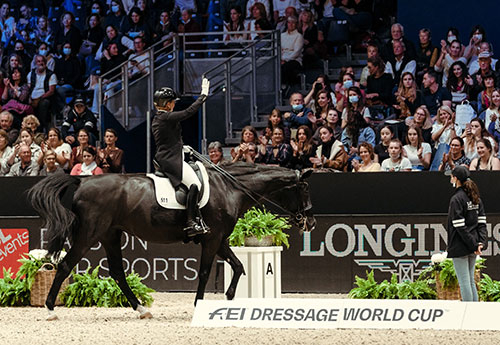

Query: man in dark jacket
61,97,98,146
152,78,210,238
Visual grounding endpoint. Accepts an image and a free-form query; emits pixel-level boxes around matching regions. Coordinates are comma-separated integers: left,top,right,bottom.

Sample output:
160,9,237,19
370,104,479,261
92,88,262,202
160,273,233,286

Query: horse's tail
28,174,82,255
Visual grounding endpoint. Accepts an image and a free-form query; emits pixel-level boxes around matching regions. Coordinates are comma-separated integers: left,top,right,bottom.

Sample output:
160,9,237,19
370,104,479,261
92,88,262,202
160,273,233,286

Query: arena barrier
1,172,499,292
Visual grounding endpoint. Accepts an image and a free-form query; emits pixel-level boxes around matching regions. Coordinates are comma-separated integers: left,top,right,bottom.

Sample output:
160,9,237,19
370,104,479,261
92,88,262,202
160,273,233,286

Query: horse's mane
207,162,298,184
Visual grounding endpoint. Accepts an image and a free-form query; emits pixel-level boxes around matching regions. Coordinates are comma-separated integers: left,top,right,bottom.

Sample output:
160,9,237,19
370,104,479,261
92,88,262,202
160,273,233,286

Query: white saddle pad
147,161,210,210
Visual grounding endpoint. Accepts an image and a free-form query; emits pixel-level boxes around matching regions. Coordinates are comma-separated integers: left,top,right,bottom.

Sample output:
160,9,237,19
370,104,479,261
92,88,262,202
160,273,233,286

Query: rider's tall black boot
184,185,209,237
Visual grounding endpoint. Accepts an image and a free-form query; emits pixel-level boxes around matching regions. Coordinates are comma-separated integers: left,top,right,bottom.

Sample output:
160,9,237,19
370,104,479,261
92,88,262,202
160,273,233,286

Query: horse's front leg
217,240,244,300
194,240,218,305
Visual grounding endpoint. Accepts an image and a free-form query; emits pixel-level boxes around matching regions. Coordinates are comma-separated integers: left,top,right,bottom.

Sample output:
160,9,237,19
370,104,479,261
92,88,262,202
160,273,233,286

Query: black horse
28,162,316,320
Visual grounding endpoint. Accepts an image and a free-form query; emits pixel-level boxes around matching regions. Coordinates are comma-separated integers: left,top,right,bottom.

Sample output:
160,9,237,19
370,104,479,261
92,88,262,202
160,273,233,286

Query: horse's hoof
137,305,153,319
46,310,58,321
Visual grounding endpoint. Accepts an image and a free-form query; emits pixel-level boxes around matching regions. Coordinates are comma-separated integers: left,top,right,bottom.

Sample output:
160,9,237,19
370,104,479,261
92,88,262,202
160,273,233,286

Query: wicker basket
435,270,481,300
30,263,70,307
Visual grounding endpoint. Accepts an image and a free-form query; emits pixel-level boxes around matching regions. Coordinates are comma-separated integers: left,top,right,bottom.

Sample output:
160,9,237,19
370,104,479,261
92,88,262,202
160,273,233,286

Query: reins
188,148,305,225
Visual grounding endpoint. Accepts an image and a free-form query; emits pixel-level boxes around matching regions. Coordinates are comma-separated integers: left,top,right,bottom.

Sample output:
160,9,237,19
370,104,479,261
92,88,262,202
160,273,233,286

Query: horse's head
294,169,316,232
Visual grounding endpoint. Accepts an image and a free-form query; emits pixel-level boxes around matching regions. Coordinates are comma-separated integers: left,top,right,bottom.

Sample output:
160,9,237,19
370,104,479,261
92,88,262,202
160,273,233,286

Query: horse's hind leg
194,242,219,304
101,230,152,319
217,241,244,300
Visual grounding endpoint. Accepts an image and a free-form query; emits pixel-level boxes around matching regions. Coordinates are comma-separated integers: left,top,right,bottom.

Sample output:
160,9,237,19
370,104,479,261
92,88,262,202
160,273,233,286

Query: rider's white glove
201,78,210,96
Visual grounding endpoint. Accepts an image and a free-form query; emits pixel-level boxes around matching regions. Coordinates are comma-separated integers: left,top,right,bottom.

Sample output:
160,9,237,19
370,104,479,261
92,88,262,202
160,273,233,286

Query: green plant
348,270,437,300
0,268,30,306
228,207,291,248
60,266,155,307
478,274,500,301
419,257,486,290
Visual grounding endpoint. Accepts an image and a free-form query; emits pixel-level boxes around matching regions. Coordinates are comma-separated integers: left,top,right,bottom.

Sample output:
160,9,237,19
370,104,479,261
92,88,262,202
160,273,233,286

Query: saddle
147,160,210,210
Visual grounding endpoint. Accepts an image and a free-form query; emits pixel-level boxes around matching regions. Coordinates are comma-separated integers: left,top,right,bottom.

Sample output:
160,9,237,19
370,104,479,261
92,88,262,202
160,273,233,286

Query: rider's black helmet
154,87,179,107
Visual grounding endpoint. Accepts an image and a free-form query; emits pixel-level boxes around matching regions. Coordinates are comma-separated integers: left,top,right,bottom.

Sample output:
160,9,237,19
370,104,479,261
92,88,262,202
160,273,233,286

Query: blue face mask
63,48,71,55
128,31,140,38
292,104,304,112
349,95,359,103
111,5,119,13
91,8,99,14
343,80,353,89
38,49,47,56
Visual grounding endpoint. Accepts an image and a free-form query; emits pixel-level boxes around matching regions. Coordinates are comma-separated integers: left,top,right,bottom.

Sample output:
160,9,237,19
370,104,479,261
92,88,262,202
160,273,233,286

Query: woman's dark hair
315,89,332,114
297,125,314,154
406,124,424,149
463,180,481,205
380,125,394,135
447,27,460,39
255,18,271,31
447,60,468,90
477,138,493,154
105,128,118,137
240,125,258,144
83,146,97,157
9,67,26,85
347,86,365,109
128,7,143,23
228,5,244,30
319,125,334,135
469,25,486,41
367,56,385,71
20,127,34,137
346,110,368,148
250,2,267,20
48,127,62,141
339,66,353,82
87,13,101,28
78,128,89,137
482,72,496,87
450,136,466,156
60,11,75,26
267,108,282,129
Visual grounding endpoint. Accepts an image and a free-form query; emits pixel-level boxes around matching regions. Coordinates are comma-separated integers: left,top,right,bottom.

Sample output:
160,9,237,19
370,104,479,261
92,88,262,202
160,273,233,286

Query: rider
152,78,210,238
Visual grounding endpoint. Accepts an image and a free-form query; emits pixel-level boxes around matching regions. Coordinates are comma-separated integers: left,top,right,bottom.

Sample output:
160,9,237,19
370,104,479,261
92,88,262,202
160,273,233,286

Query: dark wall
398,0,500,57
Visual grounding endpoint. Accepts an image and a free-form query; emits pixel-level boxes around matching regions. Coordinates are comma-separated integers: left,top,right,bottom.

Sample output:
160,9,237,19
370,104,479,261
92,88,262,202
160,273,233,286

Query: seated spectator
394,72,422,119
336,72,360,112
341,86,371,128
0,111,18,145
446,61,473,107
53,12,82,55
298,10,325,64
381,139,412,172
70,128,96,168
360,41,387,88
309,126,347,171
476,71,496,115
21,114,44,145
263,108,290,144
90,1,106,23
40,127,71,171
33,15,53,46
6,143,39,176
17,4,38,34
220,0,248,23
39,149,65,175
381,23,417,62
96,25,132,61
462,117,496,160
311,89,333,130
486,89,500,141
54,41,82,110
0,129,12,175
290,125,315,170
256,126,292,167
386,40,416,87
280,16,303,92
97,128,124,173
283,92,312,129
154,11,176,46
404,105,433,144
334,66,355,99
365,57,394,119
421,70,452,117
374,125,394,163
471,52,495,102
105,0,127,34
329,0,372,34
441,27,465,56
403,125,431,170
62,97,98,146
246,3,269,40
11,41,32,71
434,39,467,87
313,107,342,143
439,136,470,172
208,141,226,165
231,125,259,162
100,41,127,78
223,6,245,44
468,42,497,76
304,74,334,111
27,54,57,131
464,25,487,62
5,53,26,76
2,67,33,119
0,2,16,46
351,142,381,172
469,138,500,171
30,42,56,71
341,109,375,161
416,28,439,84
13,127,42,162
430,105,457,170
70,146,103,176
128,36,150,80
245,0,271,21
177,9,202,52
273,0,297,30
81,13,105,56
122,7,151,44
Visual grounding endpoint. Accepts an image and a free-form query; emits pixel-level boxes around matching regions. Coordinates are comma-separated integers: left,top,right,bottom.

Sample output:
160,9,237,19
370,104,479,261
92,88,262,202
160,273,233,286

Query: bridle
189,148,310,229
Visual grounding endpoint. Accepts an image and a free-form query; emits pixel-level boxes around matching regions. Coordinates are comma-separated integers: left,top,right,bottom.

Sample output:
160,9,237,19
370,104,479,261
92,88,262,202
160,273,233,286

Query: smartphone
466,123,471,131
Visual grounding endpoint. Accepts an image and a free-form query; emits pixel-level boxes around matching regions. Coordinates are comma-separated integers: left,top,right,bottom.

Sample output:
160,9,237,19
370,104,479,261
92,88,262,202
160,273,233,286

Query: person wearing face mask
105,0,127,34
435,39,467,87
54,41,82,112
54,12,82,55
31,42,55,71
283,92,312,129
468,42,497,76
444,165,487,302
464,25,486,62
341,86,371,128
154,10,176,46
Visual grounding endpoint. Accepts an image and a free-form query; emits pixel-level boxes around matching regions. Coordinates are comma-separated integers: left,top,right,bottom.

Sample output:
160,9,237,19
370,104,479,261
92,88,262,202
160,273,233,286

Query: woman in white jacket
280,16,303,89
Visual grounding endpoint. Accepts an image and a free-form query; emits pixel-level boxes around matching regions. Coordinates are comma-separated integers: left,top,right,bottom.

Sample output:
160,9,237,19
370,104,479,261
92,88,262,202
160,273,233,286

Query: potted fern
229,207,291,248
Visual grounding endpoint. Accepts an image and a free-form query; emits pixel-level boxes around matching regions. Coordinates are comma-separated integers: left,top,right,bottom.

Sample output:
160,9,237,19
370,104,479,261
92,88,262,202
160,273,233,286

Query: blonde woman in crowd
405,105,433,143
394,72,421,119
21,114,44,145
430,105,458,170
351,142,380,172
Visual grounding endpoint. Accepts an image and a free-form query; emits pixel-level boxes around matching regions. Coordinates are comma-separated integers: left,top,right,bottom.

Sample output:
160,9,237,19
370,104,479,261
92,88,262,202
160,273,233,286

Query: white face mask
447,35,457,43
474,34,483,41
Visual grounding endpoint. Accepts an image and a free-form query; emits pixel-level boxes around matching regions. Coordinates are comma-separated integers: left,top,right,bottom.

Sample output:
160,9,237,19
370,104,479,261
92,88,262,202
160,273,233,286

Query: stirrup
184,220,210,237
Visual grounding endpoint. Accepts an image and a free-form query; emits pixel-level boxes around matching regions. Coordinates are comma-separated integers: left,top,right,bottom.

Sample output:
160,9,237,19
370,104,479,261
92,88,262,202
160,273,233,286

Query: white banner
192,298,500,330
